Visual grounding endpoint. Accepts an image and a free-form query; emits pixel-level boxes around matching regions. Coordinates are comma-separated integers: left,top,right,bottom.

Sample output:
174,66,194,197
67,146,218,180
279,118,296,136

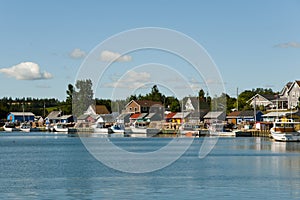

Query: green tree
63,84,75,114
73,79,94,117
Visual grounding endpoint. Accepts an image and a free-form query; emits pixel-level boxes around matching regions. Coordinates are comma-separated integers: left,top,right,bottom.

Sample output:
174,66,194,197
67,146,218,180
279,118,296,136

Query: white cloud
104,70,150,89
0,62,53,80
274,42,300,48
70,48,86,59
100,50,132,62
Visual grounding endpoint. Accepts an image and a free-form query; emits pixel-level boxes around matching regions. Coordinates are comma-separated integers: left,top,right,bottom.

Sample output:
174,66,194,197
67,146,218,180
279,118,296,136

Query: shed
203,111,226,124
7,112,35,123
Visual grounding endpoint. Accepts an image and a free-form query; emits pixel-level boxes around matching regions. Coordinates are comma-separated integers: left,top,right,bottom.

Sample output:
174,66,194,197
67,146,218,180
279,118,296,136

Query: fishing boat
3,122,19,132
270,118,300,142
20,122,31,132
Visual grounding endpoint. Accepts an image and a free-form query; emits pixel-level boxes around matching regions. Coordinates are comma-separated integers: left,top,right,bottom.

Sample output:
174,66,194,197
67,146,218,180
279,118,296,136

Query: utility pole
236,87,239,111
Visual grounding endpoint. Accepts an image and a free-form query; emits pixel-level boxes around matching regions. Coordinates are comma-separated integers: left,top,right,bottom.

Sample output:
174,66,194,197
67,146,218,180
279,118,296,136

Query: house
85,105,110,115
46,111,62,123
165,112,177,122
287,80,300,109
77,114,98,123
170,112,191,124
203,111,226,124
248,94,277,110
125,100,163,114
7,112,35,123
116,113,131,124
226,110,263,124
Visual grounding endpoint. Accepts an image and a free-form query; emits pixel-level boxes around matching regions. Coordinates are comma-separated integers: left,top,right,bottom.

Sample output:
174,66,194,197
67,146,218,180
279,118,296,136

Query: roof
262,111,297,117
59,115,73,120
46,111,61,119
138,113,148,119
172,112,191,119
136,100,163,107
130,113,141,119
203,111,225,119
99,114,115,122
95,105,110,114
145,113,157,119
165,112,177,119
117,113,131,120
248,94,276,103
9,112,35,116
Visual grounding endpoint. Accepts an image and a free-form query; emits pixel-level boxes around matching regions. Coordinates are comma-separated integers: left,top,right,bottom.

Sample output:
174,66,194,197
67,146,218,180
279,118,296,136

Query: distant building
59,115,75,123
85,105,110,115
226,110,263,124
287,80,300,109
46,111,62,124
203,111,226,124
125,100,163,114
7,112,35,123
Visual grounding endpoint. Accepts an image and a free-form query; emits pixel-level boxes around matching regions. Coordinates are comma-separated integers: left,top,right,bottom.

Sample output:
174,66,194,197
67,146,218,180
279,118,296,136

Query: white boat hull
209,131,235,137
129,127,159,137
179,130,199,136
271,131,300,142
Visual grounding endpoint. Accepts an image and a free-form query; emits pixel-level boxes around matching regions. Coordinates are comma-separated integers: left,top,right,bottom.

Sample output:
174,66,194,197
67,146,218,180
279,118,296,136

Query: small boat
3,122,19,132
53,123,69,132
178,123,200,137
91,122,112,134
129,121,160,137
110,123,125,135
270,118,300,142
20,122,31,132
208,123,235,137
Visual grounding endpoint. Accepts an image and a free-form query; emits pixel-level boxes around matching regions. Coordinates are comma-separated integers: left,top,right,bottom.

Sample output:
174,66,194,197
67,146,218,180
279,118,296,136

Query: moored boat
3,122,19,132
270,118,300,142
178,123,200,137
129,121,160,137
20,122,31,132
91,122,112,134
208,123,235,137
110,123,125,136
53,123,69,132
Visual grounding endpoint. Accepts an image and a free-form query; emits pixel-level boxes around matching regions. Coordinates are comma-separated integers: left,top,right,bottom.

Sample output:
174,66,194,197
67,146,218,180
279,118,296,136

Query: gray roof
47,111,61,120
203,111,224,119
172,112,191,119
60,115,73,120
117,113,131,120
100,114,115,122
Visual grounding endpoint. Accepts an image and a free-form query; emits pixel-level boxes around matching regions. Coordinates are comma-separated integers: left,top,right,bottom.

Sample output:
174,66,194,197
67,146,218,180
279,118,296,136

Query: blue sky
0,0,299,100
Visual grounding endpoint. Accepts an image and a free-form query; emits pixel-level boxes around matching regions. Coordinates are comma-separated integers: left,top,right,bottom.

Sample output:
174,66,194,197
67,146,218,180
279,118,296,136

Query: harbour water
1,132,300,199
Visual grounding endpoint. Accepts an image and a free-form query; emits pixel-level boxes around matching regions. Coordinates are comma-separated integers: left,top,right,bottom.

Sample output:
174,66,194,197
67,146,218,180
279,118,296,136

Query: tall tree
72,79,94,117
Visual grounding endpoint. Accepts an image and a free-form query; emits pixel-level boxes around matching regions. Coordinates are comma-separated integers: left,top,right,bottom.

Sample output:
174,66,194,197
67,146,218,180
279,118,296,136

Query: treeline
0,97,60,119
0,79,278,120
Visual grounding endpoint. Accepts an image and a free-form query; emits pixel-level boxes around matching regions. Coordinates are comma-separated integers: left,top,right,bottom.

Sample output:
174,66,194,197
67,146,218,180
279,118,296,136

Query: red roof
130,113,141,119
165,112,177,119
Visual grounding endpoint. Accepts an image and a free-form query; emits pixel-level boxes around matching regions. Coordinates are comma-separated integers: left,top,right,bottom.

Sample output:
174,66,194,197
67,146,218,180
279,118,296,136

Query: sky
0,0,300,101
